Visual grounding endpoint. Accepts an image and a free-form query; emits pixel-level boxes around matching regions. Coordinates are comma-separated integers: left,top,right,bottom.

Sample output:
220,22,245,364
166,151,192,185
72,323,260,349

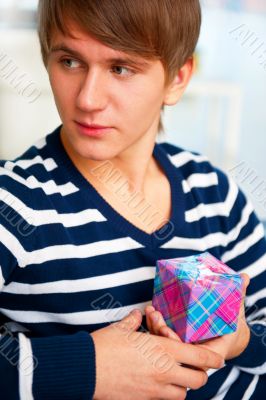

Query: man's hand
197,273,251,360
145,273,251,362
91,309,224,400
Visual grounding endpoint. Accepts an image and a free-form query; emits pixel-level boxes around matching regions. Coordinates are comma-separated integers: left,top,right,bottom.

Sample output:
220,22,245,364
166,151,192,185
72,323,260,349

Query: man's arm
0,247,96,400
1,294,223,400
217,169,266,374
0,326,96,400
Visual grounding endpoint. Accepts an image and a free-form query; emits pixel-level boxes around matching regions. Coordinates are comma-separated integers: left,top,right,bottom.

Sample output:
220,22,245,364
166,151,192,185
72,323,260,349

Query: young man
0,0,265,399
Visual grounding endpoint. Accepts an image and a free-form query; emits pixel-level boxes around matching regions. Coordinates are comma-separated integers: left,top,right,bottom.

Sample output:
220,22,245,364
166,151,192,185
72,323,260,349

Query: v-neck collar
47,125,186,249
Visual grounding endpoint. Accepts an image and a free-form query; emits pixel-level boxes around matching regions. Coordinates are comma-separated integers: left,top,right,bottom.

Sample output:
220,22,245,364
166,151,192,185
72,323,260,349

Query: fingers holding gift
160,325,182,340
168,364,209,391
145,305,161,334
241,273,250,289
239,272,250,318
145,305,181,341
145,305,167,335
240,273,250,298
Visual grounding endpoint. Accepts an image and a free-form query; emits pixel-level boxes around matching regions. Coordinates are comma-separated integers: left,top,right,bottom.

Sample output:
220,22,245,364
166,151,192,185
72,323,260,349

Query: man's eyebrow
49,44,151,68
50,45,81,57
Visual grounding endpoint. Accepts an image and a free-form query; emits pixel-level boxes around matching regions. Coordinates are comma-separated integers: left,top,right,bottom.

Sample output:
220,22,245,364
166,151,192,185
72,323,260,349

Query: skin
46,21,193,194
90,310,224,400
46,21,226,400
145,273,251,365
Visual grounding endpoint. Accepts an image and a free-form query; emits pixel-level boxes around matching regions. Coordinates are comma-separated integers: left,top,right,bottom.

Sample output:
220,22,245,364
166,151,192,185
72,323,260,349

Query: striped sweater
0,125,265,400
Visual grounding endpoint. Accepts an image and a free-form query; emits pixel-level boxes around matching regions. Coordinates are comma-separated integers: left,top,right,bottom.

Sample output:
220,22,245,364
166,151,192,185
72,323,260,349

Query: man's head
38,0,201,82
37,0,201,163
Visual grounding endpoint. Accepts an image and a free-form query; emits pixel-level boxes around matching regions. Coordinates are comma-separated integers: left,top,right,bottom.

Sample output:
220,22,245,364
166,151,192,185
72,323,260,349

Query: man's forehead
50,28,153,68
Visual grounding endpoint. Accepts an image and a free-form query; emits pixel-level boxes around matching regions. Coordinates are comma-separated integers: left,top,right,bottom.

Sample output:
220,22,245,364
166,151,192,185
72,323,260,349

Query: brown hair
37,0,201,134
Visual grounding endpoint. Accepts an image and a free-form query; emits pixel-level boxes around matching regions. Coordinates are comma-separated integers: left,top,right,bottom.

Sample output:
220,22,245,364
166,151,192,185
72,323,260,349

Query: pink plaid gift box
152,252,244,343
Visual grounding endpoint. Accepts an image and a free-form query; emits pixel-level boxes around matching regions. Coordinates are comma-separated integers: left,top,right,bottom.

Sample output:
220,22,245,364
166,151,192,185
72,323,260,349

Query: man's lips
75,121,111,129
74,121,113,137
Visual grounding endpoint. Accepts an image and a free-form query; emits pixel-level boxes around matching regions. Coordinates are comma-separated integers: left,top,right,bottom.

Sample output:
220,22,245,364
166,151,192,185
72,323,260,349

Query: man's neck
60,127,161,196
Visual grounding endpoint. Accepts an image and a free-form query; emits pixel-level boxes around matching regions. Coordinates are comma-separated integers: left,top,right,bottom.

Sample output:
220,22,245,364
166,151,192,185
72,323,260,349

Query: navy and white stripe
0,125,265,399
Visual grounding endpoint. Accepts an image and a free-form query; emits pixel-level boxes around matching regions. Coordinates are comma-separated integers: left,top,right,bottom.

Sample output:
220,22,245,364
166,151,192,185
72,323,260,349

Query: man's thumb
240,273,250,295
114,309,143,333
241,273,250,288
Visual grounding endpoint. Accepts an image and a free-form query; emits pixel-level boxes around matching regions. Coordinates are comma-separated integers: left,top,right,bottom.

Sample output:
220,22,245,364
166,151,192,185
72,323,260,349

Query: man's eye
60,58,81,69
112,66,133,76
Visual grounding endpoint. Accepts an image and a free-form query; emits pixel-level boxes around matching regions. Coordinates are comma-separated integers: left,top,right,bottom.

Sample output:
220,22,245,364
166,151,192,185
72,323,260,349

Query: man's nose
76,69,108,112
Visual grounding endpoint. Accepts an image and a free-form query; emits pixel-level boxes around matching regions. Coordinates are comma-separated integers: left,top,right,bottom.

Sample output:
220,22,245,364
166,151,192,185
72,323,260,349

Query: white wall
0,29,60,159
162,7,266,220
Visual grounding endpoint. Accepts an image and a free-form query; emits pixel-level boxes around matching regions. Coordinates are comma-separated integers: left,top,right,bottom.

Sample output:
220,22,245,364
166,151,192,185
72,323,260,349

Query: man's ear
163,57,195,106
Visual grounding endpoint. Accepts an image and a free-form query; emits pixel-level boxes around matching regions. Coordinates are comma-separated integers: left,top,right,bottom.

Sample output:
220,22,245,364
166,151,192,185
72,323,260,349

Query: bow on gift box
152,252,244,343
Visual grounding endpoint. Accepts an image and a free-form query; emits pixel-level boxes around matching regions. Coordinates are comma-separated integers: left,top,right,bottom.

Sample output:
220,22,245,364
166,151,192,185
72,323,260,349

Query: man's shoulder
1,135,47,171
0,133,54,195
158,141,233,197
158,141,215,172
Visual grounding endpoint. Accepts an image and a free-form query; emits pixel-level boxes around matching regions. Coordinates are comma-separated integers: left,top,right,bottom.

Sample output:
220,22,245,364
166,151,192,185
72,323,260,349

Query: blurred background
0,0,265,225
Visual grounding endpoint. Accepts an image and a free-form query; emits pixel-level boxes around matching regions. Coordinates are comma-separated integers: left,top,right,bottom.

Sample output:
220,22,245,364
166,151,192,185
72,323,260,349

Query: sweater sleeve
216,168,266,374
0,240,96,400
0,183,96,399
0,326,96,400
0,243,96,400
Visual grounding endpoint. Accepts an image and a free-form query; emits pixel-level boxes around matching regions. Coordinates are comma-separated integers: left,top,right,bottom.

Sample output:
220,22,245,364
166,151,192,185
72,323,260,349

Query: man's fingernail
151,313,159,322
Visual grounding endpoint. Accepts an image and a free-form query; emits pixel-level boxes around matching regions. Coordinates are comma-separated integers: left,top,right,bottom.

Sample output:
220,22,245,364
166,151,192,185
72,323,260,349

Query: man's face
47,23,171,162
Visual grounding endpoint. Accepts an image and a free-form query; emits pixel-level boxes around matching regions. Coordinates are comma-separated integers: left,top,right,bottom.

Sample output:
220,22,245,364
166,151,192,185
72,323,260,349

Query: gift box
152,252,244,343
